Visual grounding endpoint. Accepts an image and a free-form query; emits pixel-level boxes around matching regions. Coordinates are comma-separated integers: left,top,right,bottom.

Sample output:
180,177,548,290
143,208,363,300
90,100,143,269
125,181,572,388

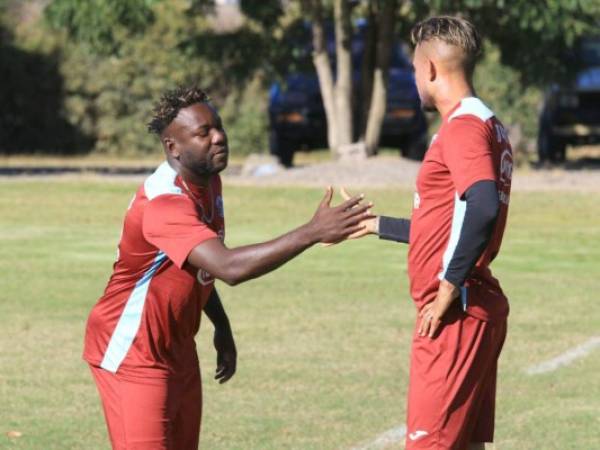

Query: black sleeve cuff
378,216,410,243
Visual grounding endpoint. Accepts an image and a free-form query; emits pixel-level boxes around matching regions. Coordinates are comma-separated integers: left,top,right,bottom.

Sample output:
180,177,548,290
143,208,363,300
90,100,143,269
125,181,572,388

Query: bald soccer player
83,86,372,450
340,16,513,450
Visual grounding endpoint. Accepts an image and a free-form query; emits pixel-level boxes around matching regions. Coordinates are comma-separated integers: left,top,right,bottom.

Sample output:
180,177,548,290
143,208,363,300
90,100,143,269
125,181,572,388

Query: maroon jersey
83,162,225,375
408,97,513,321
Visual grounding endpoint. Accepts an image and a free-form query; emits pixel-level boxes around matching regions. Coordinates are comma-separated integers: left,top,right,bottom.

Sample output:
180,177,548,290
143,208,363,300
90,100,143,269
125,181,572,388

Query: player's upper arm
186,239,238,284
142,194,218,268
443,117,496,198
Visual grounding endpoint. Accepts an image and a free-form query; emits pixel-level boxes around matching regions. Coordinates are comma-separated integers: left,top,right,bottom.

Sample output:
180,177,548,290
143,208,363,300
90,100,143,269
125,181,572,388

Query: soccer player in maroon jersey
83,86,372,450
340,16,513,450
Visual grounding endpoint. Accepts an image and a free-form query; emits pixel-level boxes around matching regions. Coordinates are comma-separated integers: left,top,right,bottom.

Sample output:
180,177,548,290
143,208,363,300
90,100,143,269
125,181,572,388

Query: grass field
1,179,599,450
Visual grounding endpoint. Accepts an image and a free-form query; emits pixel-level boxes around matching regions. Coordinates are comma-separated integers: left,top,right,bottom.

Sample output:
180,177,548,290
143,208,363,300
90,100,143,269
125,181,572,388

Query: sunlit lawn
0,179,598,449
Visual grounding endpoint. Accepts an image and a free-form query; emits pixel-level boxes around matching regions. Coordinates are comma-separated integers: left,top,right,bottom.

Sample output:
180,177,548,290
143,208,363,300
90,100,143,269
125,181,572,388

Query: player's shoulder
143,161,183,201
448,97,495,123
443,98,496,142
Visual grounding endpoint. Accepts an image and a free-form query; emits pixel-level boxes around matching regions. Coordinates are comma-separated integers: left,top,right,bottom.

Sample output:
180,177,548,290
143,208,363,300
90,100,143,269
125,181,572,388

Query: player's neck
435,78,475,118
181,169,210,188
166,158,210,187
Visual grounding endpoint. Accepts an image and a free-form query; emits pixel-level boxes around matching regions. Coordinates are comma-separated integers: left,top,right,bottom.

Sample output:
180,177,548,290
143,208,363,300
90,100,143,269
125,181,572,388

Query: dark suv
538,37,600,163
268,23,427,166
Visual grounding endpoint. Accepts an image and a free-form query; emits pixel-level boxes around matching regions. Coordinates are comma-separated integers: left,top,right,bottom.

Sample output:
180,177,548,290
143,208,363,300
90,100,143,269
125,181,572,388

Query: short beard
198,154,228,176
192,161,223,177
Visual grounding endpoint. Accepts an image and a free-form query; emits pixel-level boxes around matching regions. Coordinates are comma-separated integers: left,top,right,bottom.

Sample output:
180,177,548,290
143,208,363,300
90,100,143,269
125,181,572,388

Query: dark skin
161,102,372,382
203,289,236,383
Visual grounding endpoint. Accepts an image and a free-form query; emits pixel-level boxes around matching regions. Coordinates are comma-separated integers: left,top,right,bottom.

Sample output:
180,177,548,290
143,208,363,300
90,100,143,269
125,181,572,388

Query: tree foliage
3,0,599,156
0,5,91,153
45,0,159,54
409,0,600,85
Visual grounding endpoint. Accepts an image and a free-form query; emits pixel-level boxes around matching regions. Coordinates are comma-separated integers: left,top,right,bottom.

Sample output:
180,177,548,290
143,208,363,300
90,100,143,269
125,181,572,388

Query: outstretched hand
321,187,378,246
339,187,378,239
308,186,374,245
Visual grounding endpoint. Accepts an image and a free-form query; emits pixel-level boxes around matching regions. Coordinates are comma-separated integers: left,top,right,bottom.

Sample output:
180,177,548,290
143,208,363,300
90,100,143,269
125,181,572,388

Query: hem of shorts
83,354,100,367
82,354,199,377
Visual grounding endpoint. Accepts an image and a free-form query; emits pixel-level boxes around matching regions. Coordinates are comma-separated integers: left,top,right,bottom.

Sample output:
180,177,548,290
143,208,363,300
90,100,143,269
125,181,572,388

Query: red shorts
89,365,202,450
405,308,507,450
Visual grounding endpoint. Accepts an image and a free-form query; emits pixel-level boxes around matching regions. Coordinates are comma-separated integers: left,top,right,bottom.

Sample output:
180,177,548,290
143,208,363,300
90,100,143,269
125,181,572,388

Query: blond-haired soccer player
344,16,513,450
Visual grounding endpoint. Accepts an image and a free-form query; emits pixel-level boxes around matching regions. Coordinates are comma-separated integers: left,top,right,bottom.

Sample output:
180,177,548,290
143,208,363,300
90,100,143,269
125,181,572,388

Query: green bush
219,76,269,157
475,42,542,159
52,1,217,155
50,0,269,156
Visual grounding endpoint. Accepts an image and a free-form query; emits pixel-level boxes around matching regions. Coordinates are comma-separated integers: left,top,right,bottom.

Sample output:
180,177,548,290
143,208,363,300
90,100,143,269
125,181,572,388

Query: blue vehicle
268,22,427,166
538,37,600,163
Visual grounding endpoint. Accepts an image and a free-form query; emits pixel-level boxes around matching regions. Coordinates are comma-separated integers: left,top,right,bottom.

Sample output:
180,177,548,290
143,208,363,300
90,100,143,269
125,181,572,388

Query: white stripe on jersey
101,162,181,372
100,251,167,373
438,192,469,310
144,161,182,200
448,97,494,122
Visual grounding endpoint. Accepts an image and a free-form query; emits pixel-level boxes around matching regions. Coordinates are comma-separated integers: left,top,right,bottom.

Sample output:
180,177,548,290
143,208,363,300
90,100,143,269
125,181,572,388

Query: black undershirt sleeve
378,216,410,243
443,180,500,287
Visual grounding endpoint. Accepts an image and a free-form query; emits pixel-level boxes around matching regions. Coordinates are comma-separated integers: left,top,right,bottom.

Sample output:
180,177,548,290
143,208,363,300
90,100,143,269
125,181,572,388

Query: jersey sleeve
142,194,218,269
443,117,496,198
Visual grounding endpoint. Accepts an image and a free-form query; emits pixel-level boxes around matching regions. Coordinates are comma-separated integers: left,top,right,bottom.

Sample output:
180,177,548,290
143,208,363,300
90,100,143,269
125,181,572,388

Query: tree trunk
364,0,396,156
333,0,353,156
306,0,338,151
359,2,376,139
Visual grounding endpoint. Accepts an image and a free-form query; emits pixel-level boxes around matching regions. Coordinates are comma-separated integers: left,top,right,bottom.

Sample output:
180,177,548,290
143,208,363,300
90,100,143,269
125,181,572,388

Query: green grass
0,180,599,450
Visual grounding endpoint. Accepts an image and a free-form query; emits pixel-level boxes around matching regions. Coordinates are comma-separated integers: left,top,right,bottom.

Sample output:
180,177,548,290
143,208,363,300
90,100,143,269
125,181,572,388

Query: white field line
525,336,600,375
348,425,406,450
348,337,600,449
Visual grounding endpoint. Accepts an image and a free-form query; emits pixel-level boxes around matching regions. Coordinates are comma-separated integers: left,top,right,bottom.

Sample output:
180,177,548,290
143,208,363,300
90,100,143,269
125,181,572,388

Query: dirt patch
2,155,599,192
224,156,600,192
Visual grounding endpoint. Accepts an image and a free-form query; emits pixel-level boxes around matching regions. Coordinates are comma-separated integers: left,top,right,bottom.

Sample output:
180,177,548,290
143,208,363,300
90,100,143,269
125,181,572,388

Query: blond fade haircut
411,16,482,76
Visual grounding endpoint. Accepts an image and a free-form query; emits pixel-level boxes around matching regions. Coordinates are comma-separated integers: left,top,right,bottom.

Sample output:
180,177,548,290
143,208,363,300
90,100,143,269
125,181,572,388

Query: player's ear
428,59,436,82
162,135,180,160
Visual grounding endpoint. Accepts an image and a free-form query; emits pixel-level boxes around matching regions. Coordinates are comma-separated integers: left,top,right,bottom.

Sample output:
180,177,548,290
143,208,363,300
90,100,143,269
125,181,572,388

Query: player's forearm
204,289,231,330
188,223,318,286
188,192,370,285
218,223,317,285
377,216,411,243
443,180,499,287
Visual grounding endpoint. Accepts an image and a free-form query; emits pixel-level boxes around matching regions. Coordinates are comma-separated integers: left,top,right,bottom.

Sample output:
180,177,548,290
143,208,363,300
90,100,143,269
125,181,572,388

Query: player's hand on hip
213,325,237,384
418,280,460,338
418,301,445,338
312,186,374,245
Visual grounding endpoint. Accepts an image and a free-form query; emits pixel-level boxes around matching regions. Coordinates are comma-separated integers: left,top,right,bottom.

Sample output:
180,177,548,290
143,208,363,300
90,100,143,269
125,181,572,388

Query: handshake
306,186,379,247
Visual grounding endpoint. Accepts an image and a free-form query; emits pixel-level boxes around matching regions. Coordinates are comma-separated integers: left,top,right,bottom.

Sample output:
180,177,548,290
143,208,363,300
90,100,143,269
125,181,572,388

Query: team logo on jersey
408,430,429,441
413,191,421,209
215,195,224,218
499,149,513,185
495,123,509,144
197,269,215,286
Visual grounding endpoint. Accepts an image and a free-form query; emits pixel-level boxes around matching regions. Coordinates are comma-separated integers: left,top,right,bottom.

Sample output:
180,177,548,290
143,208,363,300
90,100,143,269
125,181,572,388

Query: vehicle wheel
269,131,295,167
538,122,566,163
554,141,566,163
